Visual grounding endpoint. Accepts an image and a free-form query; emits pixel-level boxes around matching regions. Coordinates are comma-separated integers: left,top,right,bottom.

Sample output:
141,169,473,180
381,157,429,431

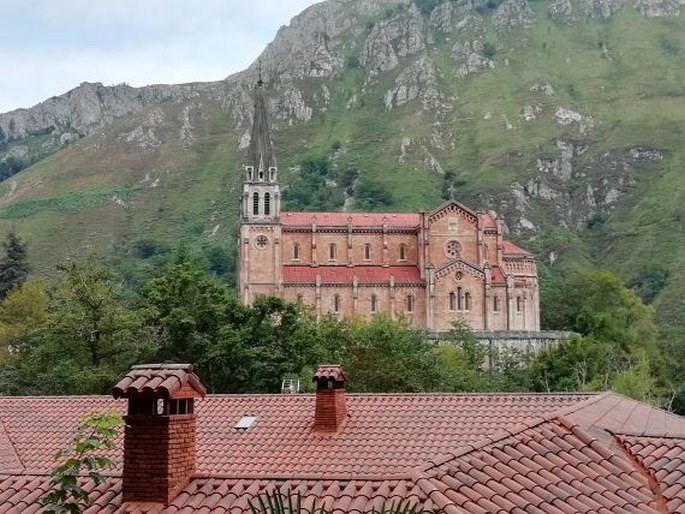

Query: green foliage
482,42,497,59
629,263,669,304
0,279,48,361
0,230,29,299
249,488,426,514
354,180,393,210
282,158,347,211
0,253,156,395
413,0,440,16
533,269,665,402
41,409,122,514
324,315,447,392
0,186,138,219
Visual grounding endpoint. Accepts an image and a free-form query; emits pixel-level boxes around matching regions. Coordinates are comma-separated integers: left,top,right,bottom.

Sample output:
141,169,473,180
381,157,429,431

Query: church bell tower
241,78,281,222
237,78,282,303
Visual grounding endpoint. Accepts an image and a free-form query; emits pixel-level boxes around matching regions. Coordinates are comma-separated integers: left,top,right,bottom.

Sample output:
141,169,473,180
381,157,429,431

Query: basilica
237,83,540,332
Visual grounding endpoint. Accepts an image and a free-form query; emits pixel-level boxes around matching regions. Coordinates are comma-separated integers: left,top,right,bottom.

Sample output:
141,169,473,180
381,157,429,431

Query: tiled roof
480,213,496,230
112,364,206,399
617,434,685,513
0,393,589,475
281,212,420,228
282,266,422,284
502,240,531,256
419,416,664,514
1,391,684,513
489,265,505,284
0,475,432,514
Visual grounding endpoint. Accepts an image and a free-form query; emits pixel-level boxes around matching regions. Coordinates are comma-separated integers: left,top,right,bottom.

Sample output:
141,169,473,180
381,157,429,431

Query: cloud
0,0,318,112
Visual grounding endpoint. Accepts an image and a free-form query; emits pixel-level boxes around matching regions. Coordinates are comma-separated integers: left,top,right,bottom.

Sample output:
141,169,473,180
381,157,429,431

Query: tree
0,253,156,395
328,315,447,392
532,269,664,400
42,409,122,514
0,279,48,362
0,231,30,299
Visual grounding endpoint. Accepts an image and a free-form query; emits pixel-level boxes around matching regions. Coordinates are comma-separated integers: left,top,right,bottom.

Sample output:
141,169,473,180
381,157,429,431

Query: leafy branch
41,409,123,514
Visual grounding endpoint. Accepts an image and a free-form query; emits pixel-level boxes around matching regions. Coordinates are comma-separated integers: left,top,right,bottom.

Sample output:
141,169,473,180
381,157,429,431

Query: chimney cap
313,364,346,384
113,363,207,399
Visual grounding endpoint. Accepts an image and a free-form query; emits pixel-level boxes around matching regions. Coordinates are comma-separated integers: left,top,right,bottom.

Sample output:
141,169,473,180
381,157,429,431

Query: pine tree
0,231,30,299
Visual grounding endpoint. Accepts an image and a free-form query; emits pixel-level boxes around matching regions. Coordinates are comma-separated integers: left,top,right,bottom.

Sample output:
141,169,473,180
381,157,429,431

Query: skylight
234,415,257,430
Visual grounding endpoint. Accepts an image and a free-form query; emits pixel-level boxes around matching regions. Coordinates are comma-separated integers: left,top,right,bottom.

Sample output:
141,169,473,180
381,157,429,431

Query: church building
237,83,540,332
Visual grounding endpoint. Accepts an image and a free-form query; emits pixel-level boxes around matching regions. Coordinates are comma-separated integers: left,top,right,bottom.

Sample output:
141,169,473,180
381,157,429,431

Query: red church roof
479,213,497,229
503,240,531,256
282,265,422,284
281,212,420,228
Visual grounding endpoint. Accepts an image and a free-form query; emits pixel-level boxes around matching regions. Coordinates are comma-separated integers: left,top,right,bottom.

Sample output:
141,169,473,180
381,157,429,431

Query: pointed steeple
240,75,281,223
247,77,276,173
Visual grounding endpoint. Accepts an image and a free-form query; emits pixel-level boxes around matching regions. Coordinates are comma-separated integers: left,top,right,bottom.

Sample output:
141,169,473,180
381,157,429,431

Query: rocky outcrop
384,55,445,111
512,141,665,231
0,81,208,144
452,40,495,77
429,0,484,34
492,0,536,30
360,4,426,72
634,0,685,16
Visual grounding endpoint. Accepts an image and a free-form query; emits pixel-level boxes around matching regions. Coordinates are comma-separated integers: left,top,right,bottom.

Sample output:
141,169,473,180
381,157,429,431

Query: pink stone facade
238,201,540,332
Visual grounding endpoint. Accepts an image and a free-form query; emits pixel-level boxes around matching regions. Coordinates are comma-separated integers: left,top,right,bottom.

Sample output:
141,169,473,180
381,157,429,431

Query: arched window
333,294,341,313
246,166,254,181
398,244,406,261
252,192,259,215
364,243,371,260
464,292,472,311
329,243,337,261
457,287,463,311
258,169,264,181
371,294,378,313
516,296,522,312
293,243,300,260
449,292,456,311
269,167,276,181
493,295,500,312
264,192,271,216
406,295,414,313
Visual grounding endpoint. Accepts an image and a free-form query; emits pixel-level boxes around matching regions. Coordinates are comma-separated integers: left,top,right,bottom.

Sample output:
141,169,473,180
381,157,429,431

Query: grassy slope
0,2,683,326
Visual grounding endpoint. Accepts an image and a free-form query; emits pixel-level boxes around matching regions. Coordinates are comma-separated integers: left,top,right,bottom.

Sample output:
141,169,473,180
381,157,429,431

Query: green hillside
1,0,684,326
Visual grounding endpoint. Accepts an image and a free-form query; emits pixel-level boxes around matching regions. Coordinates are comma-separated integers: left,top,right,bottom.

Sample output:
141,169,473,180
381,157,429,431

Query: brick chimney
312,365,347,432
112,364,206,505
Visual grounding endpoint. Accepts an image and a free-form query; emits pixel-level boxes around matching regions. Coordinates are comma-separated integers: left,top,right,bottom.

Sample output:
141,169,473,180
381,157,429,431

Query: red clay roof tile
112,364,206,399
282,265,422,284
281,212,420,228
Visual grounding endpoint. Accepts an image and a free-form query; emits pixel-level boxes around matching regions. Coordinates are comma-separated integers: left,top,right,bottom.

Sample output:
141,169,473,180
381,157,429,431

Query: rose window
445,240,461,259
255,235,269,249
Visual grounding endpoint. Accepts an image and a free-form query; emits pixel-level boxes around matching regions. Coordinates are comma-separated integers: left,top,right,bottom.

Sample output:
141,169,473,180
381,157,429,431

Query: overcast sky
0,0,319,113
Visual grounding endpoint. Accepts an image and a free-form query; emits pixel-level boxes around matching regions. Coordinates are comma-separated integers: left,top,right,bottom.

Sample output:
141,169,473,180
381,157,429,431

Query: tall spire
247,74,276,172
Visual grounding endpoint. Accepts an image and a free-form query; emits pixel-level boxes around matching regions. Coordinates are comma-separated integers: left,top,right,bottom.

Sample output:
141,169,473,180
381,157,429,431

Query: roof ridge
412,393,610,475
190,472,415,482
611,432,671,514
0,415,23,473
614,432,685,441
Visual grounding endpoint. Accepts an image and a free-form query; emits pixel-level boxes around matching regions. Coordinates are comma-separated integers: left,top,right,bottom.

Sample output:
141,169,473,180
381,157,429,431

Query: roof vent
234,415,257,431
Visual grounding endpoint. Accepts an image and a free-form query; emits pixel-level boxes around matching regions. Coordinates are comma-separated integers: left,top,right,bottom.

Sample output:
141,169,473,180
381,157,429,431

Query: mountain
1,0,684,326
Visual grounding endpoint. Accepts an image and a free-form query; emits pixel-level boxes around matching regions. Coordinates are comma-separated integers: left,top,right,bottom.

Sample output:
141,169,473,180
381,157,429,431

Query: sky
0,0,319,113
